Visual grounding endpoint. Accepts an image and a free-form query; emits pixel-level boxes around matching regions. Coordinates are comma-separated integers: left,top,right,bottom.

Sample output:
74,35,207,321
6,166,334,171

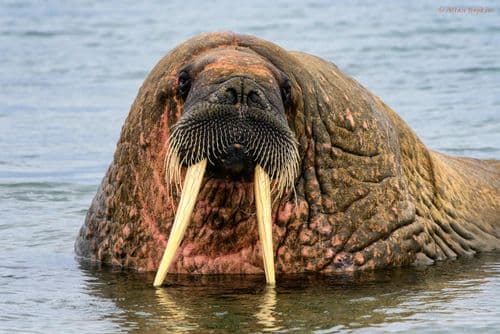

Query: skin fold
75,32,500,274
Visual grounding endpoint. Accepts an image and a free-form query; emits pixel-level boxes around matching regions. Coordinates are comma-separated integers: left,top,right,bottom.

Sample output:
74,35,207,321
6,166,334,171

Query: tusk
153,159,207,287
254,165,276,285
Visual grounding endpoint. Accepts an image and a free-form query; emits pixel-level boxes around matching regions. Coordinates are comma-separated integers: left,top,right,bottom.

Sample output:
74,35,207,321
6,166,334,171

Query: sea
1,1,499,332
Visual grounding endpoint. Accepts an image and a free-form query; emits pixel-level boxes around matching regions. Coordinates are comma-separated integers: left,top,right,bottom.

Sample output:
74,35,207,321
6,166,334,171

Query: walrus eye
281,79,292,107
178,70,191,99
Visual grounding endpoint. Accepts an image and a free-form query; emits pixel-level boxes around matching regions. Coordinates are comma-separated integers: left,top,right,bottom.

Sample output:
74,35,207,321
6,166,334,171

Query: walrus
75,32,500,286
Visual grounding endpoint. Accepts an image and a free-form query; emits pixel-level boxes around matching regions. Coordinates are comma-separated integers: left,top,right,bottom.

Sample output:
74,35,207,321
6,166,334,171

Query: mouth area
154,159,276,287
207,143,256,181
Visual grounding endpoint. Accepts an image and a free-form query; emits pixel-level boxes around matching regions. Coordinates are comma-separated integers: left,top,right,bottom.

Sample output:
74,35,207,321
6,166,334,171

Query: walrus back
421,152,500,258
483,159,500,173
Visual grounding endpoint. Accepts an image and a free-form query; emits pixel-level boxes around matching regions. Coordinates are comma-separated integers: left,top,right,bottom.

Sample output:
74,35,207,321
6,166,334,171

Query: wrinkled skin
75,32,500,274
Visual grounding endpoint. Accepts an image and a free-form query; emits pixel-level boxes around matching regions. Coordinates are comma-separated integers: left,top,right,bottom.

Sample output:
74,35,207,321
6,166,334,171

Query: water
1,0,499,332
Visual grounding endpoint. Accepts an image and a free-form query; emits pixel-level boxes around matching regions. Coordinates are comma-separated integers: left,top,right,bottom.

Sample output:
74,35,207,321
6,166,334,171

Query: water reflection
255,287,281,332
78,254,500,332
155,288,199,333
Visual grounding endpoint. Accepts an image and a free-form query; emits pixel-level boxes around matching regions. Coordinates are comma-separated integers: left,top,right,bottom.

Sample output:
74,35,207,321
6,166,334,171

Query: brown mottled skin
75,32,500,274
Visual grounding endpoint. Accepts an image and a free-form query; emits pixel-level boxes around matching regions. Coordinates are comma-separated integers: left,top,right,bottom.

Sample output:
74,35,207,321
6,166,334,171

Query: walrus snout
204,76,273,180
166,102,299,194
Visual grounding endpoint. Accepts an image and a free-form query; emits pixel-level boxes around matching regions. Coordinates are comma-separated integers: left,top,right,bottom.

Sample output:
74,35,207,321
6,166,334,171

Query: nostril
225,88,238,105
248,91,260,103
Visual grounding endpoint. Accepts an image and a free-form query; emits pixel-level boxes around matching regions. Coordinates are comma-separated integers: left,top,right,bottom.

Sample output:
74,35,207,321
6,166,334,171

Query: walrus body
76,32,499,276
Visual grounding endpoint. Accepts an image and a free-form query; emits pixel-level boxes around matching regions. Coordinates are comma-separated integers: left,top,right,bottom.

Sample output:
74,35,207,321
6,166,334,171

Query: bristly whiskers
164,102,300,201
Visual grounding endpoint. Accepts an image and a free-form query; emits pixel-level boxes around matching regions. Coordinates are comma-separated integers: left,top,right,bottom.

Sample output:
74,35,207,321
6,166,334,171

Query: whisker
165,106,300,206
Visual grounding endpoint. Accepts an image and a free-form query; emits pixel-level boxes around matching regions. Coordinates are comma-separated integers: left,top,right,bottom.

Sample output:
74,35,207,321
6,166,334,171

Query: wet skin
75,32,500,278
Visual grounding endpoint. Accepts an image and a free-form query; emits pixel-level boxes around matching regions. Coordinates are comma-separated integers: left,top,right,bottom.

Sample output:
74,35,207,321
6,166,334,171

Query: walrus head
75,32,500,286
158,48,300,286
166,48,299,195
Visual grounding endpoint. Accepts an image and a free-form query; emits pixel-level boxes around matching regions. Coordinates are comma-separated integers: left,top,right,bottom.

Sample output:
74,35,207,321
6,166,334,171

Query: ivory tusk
254,165,276,285
153,159,207,287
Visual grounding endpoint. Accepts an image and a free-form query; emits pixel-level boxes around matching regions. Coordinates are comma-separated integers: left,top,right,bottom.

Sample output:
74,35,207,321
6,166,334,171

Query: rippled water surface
1,1,499,333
